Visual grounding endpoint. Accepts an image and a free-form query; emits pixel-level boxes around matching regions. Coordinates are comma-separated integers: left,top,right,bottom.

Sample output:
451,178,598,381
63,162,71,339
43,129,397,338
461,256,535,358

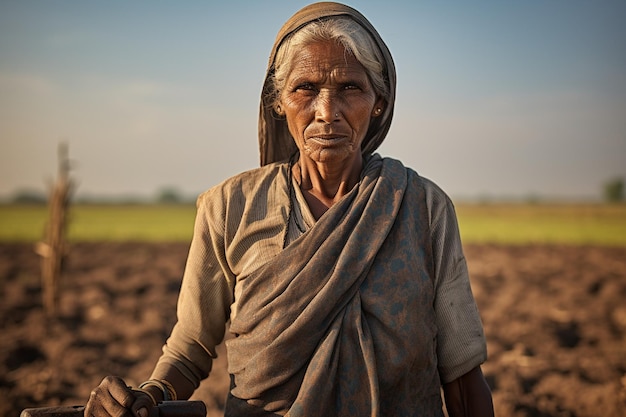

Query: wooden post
36,143,73,317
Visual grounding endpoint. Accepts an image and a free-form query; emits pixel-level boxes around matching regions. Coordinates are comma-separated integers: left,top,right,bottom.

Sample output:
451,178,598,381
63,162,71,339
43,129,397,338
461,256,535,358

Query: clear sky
1,1,625,202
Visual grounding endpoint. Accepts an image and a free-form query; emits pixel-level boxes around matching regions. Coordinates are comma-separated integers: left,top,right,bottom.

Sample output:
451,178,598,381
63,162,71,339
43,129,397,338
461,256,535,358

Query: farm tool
20,400,206,417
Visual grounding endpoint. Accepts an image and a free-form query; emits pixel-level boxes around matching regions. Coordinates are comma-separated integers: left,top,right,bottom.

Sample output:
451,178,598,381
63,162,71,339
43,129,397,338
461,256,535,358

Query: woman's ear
371,97,385,117
274,102,285,116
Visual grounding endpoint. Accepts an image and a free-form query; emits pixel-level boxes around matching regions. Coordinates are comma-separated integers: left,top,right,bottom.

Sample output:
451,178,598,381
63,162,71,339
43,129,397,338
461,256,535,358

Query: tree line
5,187,197,205
4,179,625,205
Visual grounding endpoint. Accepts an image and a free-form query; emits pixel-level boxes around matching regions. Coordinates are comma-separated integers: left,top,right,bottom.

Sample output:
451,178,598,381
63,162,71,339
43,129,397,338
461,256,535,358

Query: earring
375,107,382,115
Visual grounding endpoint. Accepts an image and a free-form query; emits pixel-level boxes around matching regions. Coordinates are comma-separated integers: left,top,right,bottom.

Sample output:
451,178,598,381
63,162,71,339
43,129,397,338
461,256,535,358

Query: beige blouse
151,157,486,390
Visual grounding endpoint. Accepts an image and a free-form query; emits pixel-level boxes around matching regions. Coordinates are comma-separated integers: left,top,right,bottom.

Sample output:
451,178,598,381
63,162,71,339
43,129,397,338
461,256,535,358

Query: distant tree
11,189,47,204
524,193,542,205
156,187,183,204
603,177,624,203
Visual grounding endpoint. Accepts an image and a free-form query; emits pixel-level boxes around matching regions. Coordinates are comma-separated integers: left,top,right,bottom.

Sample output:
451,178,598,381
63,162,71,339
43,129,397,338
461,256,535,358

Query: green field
1,203,625,246
455,203,626,246
0,204,197,242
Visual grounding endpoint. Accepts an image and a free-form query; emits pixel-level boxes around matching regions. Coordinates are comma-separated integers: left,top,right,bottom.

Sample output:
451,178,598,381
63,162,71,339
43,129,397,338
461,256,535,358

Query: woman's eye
295,83,315,91
343,83,361,91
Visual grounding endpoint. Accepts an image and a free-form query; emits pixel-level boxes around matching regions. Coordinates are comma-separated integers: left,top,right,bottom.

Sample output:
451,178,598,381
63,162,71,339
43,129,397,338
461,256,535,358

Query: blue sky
1,1,625,201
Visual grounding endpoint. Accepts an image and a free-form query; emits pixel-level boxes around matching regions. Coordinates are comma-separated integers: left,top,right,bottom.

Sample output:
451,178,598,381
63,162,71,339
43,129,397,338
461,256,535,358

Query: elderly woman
86,2,493,417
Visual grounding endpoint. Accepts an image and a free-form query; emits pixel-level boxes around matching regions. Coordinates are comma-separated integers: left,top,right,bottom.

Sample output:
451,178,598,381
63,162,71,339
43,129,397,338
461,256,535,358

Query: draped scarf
225,156,443,416
258,2,396,166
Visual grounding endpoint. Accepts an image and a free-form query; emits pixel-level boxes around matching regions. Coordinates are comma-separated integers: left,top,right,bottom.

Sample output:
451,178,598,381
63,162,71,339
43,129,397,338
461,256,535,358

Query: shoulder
417,175,454,210
411,174,457,230
198,163,287,202
196,162,289,217
380,156,454,208
380,156,455,225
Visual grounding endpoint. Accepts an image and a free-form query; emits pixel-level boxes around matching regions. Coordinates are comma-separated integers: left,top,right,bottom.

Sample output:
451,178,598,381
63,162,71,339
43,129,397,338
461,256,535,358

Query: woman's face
279,40,384,167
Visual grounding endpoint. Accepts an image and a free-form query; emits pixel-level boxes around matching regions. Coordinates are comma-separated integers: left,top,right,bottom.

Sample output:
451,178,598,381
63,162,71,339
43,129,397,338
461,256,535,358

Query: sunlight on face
280,41,383,168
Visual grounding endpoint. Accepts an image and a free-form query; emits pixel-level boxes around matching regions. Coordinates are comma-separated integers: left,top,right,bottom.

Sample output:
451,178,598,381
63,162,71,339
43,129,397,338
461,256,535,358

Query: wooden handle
20,401,207,417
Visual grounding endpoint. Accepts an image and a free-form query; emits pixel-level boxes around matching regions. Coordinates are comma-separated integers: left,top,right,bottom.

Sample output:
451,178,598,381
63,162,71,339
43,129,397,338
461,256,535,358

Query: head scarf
258,2,397,166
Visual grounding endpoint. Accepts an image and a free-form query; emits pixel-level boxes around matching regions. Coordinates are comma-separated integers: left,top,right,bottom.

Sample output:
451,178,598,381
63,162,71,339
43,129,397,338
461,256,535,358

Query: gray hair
270,16,389,113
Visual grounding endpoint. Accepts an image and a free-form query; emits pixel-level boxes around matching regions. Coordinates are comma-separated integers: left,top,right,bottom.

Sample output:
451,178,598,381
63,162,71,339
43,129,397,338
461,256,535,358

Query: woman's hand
84,376,155,417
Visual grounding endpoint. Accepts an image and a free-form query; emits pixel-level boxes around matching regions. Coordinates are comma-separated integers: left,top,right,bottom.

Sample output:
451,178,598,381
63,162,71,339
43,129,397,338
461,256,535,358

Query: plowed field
1,243,625,416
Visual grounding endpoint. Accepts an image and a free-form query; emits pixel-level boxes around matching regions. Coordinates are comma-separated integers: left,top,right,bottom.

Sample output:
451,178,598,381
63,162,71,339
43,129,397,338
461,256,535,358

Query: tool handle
20,400,207,417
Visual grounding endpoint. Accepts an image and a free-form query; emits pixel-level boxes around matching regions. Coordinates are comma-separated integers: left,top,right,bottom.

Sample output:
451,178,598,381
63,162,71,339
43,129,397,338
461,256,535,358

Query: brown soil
1,242,625,417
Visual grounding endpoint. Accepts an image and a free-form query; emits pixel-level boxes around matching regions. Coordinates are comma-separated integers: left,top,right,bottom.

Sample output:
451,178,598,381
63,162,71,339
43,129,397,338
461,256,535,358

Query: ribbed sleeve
423,177,487,383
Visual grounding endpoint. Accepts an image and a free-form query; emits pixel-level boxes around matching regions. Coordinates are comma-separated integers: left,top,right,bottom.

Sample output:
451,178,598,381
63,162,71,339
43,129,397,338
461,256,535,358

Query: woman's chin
303,145,358,166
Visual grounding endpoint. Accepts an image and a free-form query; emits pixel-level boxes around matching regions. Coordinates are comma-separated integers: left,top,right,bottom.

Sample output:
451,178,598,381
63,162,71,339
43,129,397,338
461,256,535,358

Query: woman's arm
443,366,494,417
85,191,233,416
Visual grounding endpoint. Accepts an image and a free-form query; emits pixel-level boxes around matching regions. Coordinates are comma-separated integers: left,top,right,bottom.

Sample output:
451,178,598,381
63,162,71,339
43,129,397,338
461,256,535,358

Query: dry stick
36,143,72,317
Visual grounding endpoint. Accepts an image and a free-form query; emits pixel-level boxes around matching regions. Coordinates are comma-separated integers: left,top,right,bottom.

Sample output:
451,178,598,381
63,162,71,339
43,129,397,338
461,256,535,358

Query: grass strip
1,203,625,246
0,204,196,242
455,203,626,246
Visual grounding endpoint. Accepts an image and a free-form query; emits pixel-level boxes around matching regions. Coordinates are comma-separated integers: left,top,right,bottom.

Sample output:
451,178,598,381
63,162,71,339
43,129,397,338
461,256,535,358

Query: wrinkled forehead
287,40,363,73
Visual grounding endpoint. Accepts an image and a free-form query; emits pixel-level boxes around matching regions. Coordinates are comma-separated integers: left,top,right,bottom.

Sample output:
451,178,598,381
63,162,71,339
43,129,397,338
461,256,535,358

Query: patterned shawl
225,156,443,416
258,2,397,166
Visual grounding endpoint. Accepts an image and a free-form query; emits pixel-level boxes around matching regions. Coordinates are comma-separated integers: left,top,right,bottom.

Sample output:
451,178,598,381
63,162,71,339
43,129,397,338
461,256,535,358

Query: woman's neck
294,155,363,219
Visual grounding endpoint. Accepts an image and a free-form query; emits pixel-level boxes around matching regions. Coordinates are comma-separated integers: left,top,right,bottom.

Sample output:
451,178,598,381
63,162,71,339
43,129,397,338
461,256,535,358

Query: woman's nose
315,91,340,123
